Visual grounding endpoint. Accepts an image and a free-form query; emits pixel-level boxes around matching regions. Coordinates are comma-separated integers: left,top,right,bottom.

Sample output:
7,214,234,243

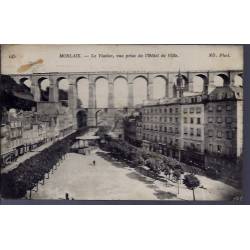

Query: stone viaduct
9,70,243,127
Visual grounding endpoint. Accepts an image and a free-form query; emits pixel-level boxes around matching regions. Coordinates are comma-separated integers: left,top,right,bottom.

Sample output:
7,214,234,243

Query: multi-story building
127,85,243,172
0,76,77,167
136,114,143,142
123,113,142,147
8,112,24,156
204,86,243,171
0,109,24,165
0,102,76,167
180,95,205,166
140,98,182,160
0,123,14,164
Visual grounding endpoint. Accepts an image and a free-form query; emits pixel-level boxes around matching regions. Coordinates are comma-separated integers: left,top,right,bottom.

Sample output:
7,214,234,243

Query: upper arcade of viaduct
9,70,243,110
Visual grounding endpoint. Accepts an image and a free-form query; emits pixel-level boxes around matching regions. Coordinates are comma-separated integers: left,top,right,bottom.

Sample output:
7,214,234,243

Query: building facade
123,112,142,147
0,102,76,167
123,85,243,172
139,98,182,160
180,95,205,167
204,86,243,171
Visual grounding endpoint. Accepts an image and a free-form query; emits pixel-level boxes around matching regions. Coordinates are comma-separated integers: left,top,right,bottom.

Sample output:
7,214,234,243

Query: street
32,148,239,200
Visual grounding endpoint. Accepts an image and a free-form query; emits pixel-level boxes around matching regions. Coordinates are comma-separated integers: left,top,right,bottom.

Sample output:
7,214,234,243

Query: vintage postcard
0,45,243,201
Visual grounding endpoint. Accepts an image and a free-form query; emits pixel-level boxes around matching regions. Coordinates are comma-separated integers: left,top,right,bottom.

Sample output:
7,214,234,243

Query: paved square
32,149,239,200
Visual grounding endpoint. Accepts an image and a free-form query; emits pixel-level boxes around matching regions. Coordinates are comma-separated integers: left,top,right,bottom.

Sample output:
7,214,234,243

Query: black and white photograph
1,2,250,250
0,44,244,201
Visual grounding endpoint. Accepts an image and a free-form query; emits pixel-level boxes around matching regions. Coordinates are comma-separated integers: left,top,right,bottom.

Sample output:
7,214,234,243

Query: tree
183,174,200,201
173,169,181,194
206,167,219,179
164,166,171,180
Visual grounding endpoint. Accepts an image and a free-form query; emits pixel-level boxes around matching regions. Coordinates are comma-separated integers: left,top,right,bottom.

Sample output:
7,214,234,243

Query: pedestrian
65,193,69,200
93,160,96,166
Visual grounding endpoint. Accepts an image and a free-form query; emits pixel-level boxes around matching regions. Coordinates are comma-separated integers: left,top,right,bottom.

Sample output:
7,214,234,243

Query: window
196,107,201,113
183,108,188,114
197,128,201,137
196,144,201,152
160,117,162,122
217,145,222,153
159,108,162,113
184,127,188,135
209,144,213,152
169,108,172,113
184,117,188,123
159,126,162,132
170,117,173,123
190,107,194,113
169,127,173,133
175,127,179,134
208,106,213,112
226,117,232,124
226,105,232,111
175,117,178,123
164,117,167,122
217,131,223,138
208,117,213,123
208,130,213,137
175,108,178,113
190,128,194,136
226,131,233,139
197,118,201,124
217,117,222,123
190,118,194,124
164,108,167,113
217,105,222,112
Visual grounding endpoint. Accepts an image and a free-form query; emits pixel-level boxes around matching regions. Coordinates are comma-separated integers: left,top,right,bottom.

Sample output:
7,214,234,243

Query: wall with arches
9,70,243,127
